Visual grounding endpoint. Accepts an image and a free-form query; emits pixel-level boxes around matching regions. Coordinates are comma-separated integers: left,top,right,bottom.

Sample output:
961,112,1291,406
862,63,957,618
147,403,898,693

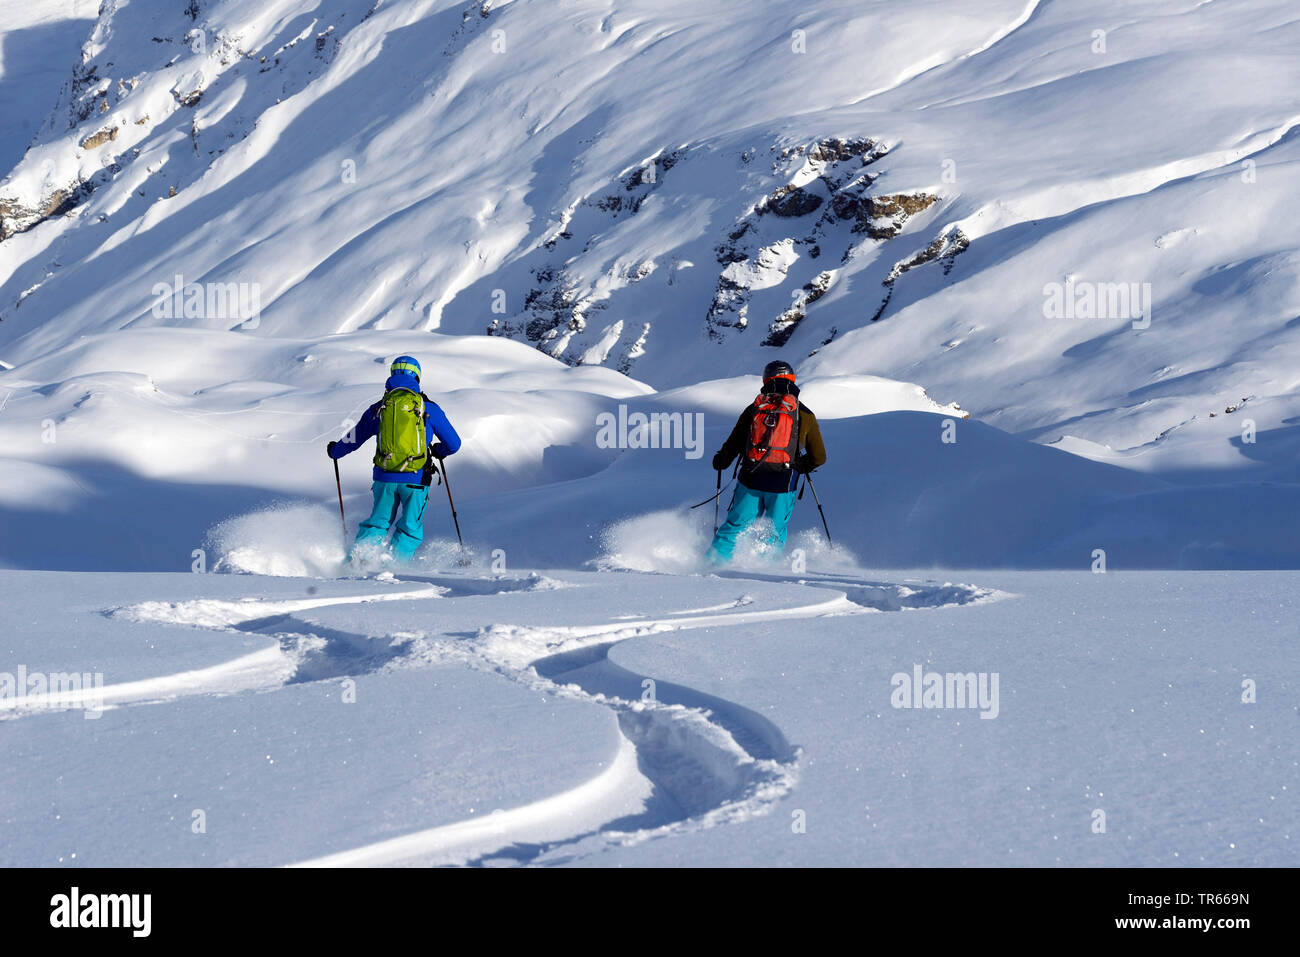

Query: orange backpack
745,393,800,470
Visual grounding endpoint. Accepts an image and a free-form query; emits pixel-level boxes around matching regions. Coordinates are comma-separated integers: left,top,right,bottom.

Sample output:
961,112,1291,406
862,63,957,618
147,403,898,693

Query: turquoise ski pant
351,481,429,562
707,483,797,564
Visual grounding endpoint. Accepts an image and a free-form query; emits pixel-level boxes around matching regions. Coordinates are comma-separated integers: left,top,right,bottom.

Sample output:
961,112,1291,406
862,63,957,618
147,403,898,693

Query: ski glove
794,453,816,474
421,451,440,487
326,440,338,458
711,451,730,472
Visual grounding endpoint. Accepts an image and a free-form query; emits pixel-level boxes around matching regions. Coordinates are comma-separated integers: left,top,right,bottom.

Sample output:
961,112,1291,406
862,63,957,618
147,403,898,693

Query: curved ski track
7,570,1001,866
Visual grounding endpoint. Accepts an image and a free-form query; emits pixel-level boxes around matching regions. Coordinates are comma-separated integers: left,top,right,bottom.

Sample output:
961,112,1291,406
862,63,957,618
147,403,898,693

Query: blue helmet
390,355,421,382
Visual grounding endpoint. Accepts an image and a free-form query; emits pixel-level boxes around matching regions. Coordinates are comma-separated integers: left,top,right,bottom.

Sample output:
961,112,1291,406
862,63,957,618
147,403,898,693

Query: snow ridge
22,568,993,865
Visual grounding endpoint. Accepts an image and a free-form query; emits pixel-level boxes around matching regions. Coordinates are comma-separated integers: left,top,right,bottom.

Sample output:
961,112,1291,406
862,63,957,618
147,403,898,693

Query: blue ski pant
707,483,797,564
351,481,429,562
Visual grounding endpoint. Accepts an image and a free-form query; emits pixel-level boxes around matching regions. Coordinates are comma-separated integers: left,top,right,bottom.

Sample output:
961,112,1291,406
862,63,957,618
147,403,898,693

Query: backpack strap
750,399,776,467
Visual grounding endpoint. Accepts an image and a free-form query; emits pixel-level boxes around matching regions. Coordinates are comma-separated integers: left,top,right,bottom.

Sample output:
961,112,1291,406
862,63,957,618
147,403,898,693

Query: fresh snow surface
1,0,1298,570
2,566,1293,867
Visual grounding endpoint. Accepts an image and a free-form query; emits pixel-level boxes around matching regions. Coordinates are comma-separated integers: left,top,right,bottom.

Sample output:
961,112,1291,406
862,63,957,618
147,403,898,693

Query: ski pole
712,468,722,530
436,455,467,558
690,478,734,510
804,472,832,544
692,458,739,510
333,458,347,545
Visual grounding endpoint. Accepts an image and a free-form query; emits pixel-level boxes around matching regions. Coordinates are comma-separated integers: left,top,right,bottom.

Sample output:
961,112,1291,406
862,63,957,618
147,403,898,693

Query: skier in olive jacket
706,360,827,565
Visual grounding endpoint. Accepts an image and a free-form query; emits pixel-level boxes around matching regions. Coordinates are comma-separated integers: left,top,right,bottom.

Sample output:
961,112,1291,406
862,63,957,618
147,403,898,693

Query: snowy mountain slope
582,569,1299,867
4,323,1291,573
0,324,970,570
449,409,1300,572
2,1,1298,873
1,325,1295,571
4,565,1293,867
7,0,1300,873
0,0,1295,577
0,571,638,866
0,1,95,175
0,0,1298,488
0,566,926,865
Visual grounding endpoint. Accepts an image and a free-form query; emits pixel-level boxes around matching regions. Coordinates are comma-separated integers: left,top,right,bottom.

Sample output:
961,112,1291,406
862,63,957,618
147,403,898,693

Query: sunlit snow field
2,0,1297,867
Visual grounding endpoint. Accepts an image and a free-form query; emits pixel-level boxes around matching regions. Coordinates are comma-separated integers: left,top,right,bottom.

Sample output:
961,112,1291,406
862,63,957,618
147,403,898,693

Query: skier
706,360,826,565
327,356,461,565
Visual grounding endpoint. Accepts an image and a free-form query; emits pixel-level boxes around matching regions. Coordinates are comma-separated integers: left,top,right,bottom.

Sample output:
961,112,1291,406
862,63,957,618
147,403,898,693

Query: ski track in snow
10,569,1001,866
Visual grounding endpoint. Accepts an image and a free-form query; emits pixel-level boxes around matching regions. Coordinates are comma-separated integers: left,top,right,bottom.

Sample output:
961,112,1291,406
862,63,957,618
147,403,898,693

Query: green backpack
373,388,428,473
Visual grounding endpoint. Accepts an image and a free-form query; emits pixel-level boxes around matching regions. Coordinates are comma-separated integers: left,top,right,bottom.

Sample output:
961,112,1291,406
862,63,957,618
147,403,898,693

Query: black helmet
762,360,796,382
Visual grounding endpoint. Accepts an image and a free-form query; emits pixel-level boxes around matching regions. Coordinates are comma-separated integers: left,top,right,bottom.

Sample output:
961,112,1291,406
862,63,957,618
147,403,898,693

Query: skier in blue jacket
327,356,461,564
